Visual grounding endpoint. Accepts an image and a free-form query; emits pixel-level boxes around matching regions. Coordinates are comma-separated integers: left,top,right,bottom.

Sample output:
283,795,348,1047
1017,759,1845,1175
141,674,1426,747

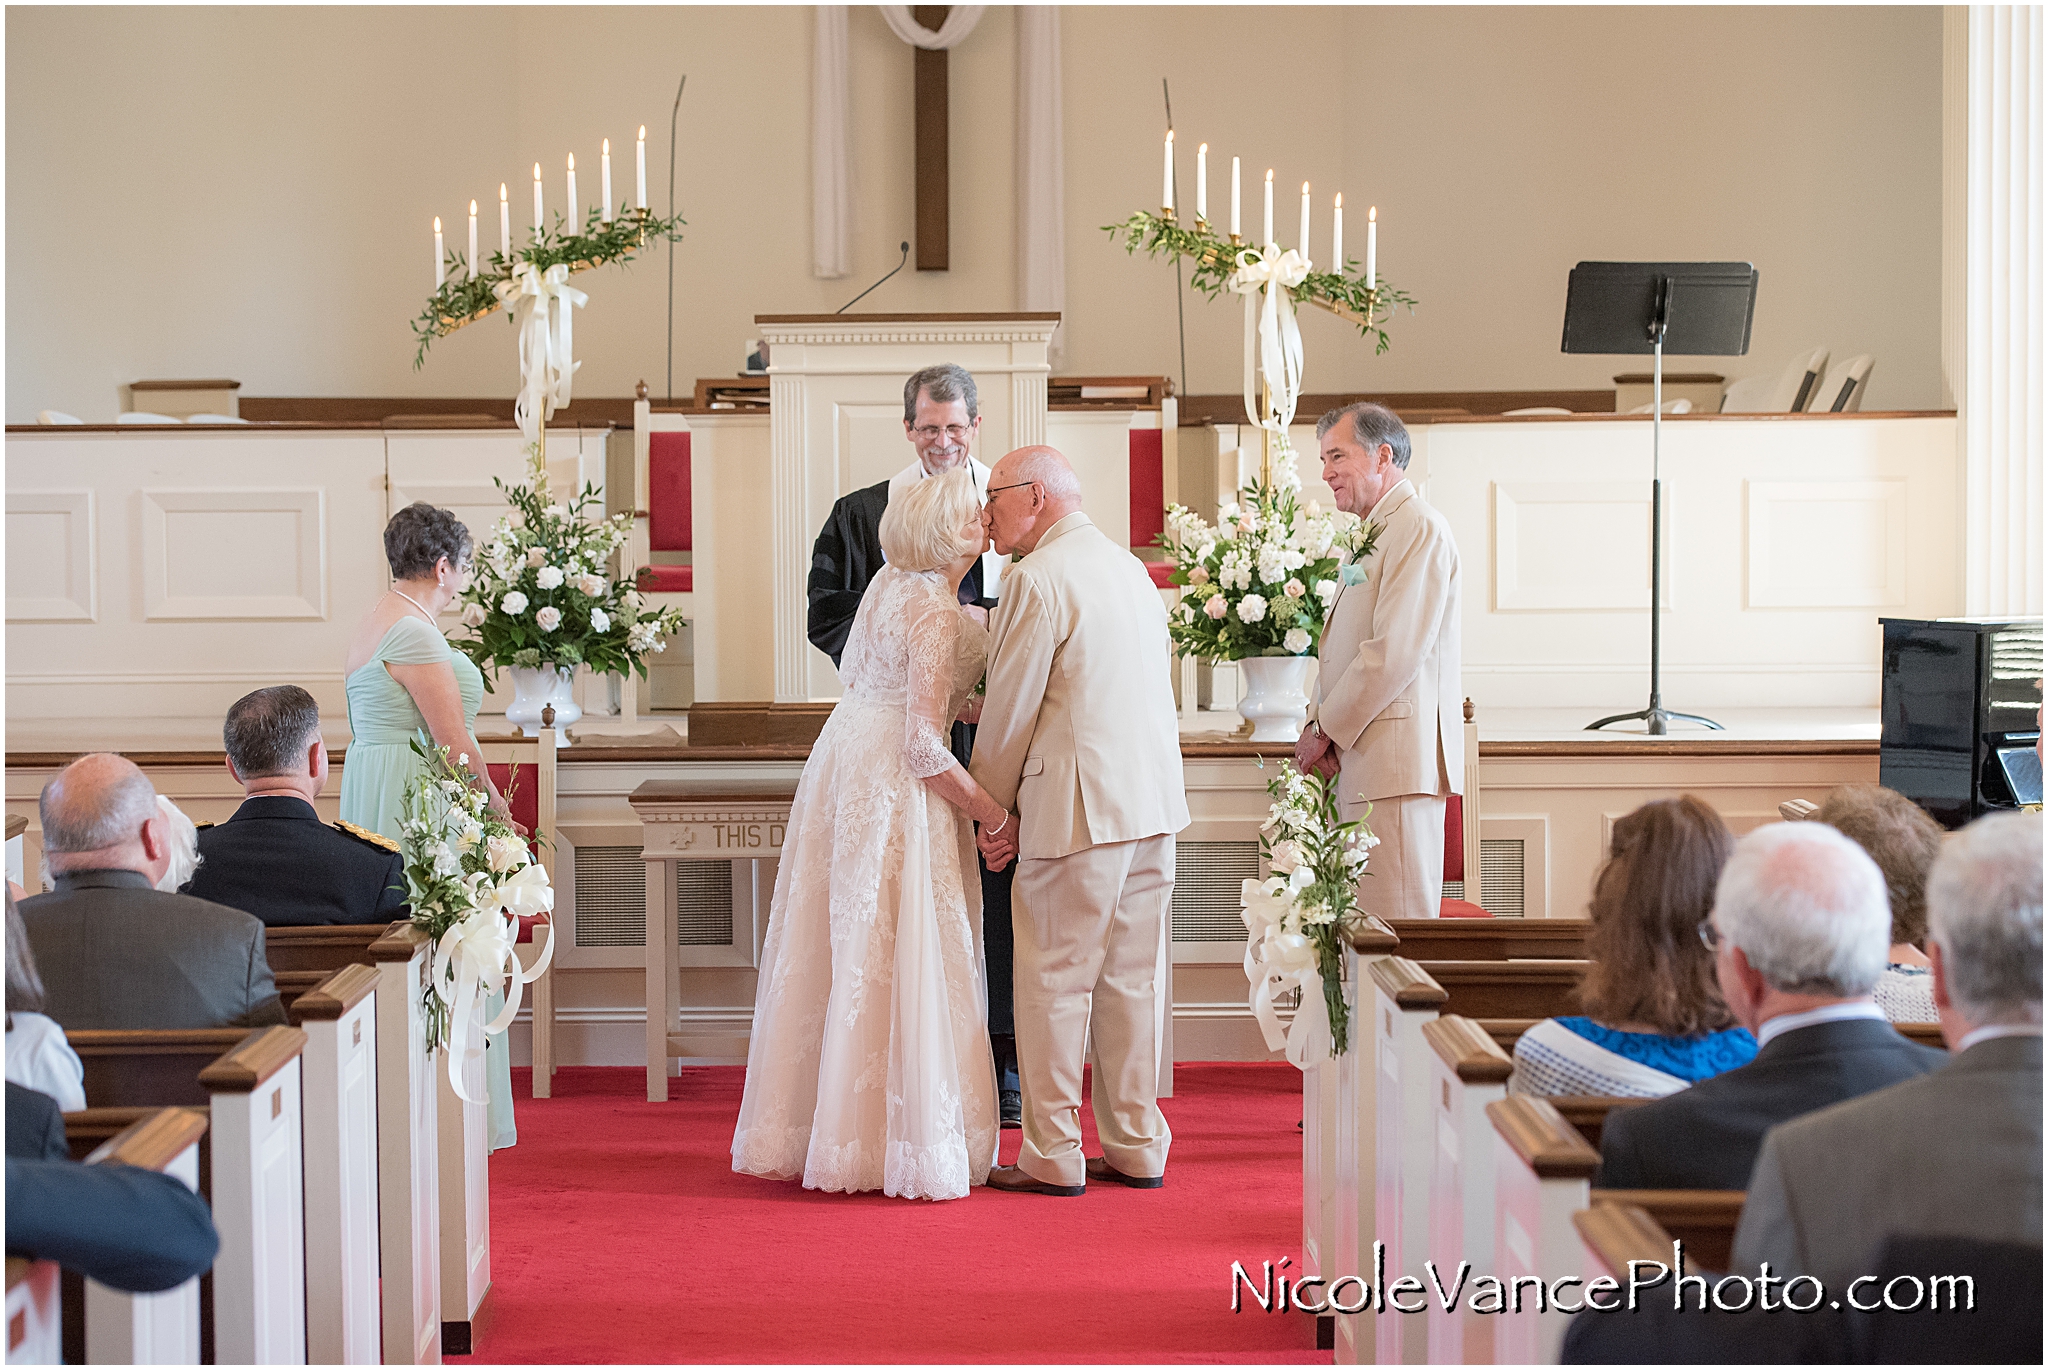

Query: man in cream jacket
969,446,1189,1195
1294,402,1463,920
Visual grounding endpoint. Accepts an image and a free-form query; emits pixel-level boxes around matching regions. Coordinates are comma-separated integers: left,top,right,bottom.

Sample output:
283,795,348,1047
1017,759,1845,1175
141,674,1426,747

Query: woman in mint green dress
342,502,522,1149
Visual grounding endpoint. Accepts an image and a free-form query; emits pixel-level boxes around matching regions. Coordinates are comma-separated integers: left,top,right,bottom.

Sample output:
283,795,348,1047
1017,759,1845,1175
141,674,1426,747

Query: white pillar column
1955,5,2044,615
770,370,812,701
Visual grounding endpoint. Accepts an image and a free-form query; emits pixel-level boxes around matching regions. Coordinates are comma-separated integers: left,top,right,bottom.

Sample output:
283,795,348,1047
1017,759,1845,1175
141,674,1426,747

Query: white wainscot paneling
1745,480,1908,608
6,489,96,622
142,488,327,620
1492,481,1669,612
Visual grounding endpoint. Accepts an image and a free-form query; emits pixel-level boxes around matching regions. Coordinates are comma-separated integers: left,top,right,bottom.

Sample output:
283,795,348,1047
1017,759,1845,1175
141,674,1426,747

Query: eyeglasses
911,424,973,443
985,480,1037,501
1697,920,1724,951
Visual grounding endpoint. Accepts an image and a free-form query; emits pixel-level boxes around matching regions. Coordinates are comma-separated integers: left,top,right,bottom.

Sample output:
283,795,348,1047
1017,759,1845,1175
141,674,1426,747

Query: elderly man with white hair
19,753,285,1030
1731,810,2042,1290
1595,821,1947,1191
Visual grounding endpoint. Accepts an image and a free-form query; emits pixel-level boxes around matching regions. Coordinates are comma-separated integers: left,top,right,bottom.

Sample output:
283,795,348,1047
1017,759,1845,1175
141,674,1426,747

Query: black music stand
1562,261,1758,735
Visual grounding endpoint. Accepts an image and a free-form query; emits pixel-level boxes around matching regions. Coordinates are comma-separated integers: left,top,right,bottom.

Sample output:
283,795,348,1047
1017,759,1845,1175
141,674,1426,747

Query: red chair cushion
649,431,692,553
486,762,549,942
1145,560,1175,589
636,564,693,593
1129,428,1164,548
1444,792,1465,882
1440,898,1492,919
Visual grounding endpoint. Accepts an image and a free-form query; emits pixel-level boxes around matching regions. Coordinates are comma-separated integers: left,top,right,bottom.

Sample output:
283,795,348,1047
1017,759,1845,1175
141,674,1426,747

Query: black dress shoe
985,1165,1084,1196
1085,1155,1164,1189
1000,1089,1023,1128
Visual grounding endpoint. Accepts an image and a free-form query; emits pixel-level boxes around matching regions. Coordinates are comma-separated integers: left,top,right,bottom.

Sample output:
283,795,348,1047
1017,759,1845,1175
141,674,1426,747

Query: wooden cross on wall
913,5,949,271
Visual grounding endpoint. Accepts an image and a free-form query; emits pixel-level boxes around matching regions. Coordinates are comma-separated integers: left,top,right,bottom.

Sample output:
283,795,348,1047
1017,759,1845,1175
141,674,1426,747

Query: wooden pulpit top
754,311,1063,325
628,779,799,809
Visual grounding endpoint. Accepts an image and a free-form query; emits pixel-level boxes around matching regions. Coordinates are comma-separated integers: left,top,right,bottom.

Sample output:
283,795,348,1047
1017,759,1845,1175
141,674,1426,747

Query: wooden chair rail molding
6,813,26,841
194,1026,306,1094
1574,1203,1676,1278
1345,914,1399,954
1422,1014,1515,1083
1382,917,1590,960
291,964,378,1021
263,924,386,974
367,921,429,962
1368,955,1450,1009
69,1028,248,1108
1486,1095,1601,1179
81,1106,209,1171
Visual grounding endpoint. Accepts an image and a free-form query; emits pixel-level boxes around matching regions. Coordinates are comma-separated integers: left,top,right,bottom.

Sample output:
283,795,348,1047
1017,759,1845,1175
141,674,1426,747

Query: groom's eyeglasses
985,480,1037,501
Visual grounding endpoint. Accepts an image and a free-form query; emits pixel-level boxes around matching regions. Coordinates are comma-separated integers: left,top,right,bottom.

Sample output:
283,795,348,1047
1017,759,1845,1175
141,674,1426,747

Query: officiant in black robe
803,363,1023,1127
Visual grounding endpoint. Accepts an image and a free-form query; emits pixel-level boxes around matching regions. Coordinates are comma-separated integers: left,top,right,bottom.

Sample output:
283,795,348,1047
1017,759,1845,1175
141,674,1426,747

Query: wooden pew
1488,1095,1599,1364
1317,917,1397,1359
370,923,442,1365
6,1257,61,1366
77,1108,210,1365
197,1027,309,1365
1423,1016,1513,1365
1574,1200,1676,1282
438,997,492,1354
293,965,382,1364
1475,1018,1948,1077
1423,960,1586,1020
1384,917,1590,961
1360,957,1447,1364
1589,1190,1745,1274
70,1029,248,1109
264,923,386,975
1550,1095,1651,1154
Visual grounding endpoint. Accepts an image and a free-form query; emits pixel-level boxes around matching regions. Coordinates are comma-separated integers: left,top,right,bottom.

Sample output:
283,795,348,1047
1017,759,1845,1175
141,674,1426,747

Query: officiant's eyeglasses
911,424,974,443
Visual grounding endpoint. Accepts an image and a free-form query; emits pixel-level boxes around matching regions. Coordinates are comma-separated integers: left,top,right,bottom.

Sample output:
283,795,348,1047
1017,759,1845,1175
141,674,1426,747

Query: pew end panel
1325,928,1399,1362
369,923,442,1365
294,963,382,1364
1421,1016,1513,1366
1488,1096,1599,1365
77,1108,208,1367
198,1027,309,1366
7,1257,62,1367
1361,958,1446,1366
436,996,492,1352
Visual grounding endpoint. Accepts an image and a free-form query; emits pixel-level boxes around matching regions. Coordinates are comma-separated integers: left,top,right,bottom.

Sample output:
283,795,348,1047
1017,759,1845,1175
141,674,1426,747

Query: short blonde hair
879,467,982,572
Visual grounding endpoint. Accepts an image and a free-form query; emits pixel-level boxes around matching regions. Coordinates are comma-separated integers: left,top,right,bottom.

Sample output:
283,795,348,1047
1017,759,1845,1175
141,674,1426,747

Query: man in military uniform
185,686,408,926
806,363,1022,1126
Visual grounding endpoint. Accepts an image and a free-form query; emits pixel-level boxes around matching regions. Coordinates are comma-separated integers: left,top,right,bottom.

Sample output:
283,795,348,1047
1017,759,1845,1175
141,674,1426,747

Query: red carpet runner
455,1065,1326,1364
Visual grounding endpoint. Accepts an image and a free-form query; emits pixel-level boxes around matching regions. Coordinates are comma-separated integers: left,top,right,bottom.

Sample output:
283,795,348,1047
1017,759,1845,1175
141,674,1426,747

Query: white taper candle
1196,143,1207,223
636,126,647,210
566,154,578,231
499,184,510,261
1162,130,1174,212
1332,194,1344,273
1299,182,1310,260
467,201,478,280
532,163,543,235
1263,169,1274,248
1231,157,1241,238
433,217,444,288
1367,206,1377,289
601,139,612,223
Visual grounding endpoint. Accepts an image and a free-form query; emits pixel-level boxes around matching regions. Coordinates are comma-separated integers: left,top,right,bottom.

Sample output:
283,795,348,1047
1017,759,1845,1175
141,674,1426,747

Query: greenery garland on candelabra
1103,210,1417,354
411,205,685,367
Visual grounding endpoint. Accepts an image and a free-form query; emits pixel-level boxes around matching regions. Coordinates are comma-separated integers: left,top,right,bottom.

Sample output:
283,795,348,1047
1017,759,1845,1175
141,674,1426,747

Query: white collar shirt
1755,999,1885,1050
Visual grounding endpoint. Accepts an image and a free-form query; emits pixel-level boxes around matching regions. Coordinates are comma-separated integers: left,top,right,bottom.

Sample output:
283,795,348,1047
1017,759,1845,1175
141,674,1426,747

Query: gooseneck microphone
837,242,911,313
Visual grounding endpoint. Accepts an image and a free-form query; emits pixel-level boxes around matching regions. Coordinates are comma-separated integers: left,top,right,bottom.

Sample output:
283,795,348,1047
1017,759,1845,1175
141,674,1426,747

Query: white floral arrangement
1242,765,1376,1064
455,449,687,680
1155,466,1377,663
400,740,555,1096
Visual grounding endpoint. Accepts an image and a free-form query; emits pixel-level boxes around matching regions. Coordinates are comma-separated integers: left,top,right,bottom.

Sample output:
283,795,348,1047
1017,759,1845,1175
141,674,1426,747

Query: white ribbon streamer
430,863,558,1103
1240,877,1332,1070
493,262,587,447
1229,244,1310,454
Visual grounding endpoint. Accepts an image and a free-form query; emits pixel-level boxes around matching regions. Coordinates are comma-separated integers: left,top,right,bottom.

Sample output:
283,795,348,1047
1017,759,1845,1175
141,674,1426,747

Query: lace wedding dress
731,566,999,1200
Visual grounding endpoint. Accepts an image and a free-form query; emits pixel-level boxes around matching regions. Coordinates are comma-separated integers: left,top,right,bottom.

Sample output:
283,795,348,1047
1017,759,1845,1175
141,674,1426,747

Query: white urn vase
1236,655,1313,743
505,665,581,738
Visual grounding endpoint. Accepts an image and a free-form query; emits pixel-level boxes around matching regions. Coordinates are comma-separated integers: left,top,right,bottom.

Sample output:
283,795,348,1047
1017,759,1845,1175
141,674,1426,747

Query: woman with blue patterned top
1512,797,1756,1097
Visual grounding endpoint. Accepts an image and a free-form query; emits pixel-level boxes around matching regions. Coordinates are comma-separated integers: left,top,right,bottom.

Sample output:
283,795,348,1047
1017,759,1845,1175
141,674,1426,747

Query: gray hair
224,685,322,778
1315,401,1412,469
39,753,159,854
1006,446,1082,502
155,796,203,892
902,364,979,425
1927,812,2042,1025
1712,822,1891,996
6,890,46,1018
383,502,473,581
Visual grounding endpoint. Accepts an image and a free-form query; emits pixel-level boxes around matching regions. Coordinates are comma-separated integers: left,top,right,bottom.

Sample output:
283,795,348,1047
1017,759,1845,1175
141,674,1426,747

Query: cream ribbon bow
1230,244,1311,450
430,861,557,1103
493,262,587,447
1240,876,1332,1070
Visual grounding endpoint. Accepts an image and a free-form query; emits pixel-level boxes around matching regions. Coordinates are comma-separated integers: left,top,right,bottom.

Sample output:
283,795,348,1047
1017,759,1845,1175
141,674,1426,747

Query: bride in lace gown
731,468,1010,1200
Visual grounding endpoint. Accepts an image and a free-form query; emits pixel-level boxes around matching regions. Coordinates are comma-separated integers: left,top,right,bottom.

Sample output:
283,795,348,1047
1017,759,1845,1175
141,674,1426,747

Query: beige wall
6,5,1942,422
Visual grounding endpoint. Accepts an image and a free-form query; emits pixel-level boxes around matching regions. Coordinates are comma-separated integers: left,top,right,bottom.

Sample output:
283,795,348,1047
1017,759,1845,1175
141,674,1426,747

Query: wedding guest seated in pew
1811,784,1945,1022
6,1083,68,1162
184,686,408,926
6,892,84,1110
1511,798,1755,1097
1732,811,2042,1291
5,1154,217,1294
20,754,286,1029
1596,823,1945,1190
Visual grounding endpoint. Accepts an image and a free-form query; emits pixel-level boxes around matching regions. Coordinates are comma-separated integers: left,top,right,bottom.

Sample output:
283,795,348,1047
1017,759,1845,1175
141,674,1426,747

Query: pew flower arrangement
1241,764,1376,1063
1156,476,1376,661
454,451,688,681
400,741,556,1099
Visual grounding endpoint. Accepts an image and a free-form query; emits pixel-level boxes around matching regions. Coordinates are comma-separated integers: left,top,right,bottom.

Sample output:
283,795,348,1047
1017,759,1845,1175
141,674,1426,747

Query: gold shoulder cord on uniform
335,819,402,854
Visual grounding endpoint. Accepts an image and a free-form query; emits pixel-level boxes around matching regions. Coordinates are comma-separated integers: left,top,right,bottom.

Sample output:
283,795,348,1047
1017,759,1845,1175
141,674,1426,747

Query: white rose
1238,594,1268,624
625,589,645,612
525,547,547,568
486,833,526,874
1203,594,1228,620
535,605,562,632
1284,578,1306,599
500,591,529,616
535,565,564,590
460,602,487,628
589,607,611,633
1315,579,1338,605
1269,839,1303,874
1194,541,1215,564
575,573,608,598
1284,627,1312,655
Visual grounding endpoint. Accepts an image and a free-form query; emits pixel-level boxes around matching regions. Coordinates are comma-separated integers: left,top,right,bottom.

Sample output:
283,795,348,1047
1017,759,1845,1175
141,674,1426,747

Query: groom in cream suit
970,446,1189,1195
1294,402,1462,920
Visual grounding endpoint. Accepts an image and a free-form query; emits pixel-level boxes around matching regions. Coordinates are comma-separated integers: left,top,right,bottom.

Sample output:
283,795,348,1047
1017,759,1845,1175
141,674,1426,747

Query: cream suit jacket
970,512,1189,861
1312,479,1463,803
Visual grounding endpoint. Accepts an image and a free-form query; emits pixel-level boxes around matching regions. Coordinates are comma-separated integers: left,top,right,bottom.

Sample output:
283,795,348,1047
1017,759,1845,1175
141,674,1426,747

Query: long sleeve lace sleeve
904,594,966,780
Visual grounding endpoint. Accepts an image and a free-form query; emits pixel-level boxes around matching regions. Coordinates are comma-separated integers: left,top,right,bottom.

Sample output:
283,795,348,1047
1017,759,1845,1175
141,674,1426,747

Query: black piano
1880,617,2044,828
